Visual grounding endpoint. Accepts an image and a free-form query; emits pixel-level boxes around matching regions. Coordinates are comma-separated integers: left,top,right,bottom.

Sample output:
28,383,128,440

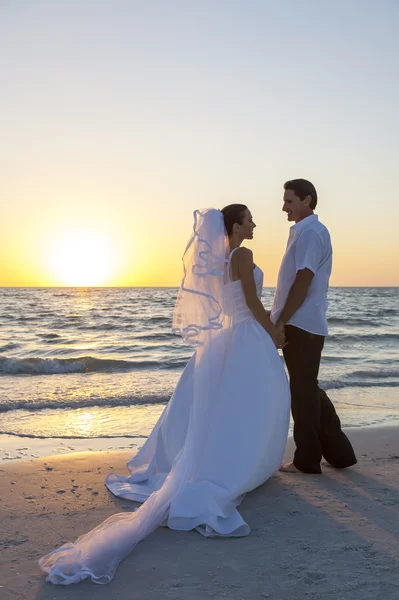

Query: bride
39,205,291,584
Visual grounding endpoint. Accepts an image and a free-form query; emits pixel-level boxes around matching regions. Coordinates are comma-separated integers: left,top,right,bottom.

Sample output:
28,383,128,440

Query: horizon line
1,285,398,290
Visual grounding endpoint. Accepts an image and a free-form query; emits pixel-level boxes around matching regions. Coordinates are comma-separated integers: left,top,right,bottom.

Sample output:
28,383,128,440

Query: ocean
0,287,398,453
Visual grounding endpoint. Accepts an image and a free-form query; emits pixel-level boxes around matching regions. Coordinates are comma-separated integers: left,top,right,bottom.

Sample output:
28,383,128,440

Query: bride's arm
235,248,282,347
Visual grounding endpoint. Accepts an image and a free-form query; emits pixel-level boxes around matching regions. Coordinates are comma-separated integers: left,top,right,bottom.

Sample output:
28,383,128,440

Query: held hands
273,322,287,349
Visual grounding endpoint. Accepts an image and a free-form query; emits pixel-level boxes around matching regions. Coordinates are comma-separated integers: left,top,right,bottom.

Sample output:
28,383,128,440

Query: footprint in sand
305,571,327,585
0,537,28,548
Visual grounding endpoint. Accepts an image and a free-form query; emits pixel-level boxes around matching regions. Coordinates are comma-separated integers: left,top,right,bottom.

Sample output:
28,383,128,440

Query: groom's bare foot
279,462,302,473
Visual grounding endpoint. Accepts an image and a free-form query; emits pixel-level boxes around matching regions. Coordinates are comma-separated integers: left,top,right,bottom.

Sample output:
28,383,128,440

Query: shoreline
0,426,398,599
1,419,398,463
0,433,147,462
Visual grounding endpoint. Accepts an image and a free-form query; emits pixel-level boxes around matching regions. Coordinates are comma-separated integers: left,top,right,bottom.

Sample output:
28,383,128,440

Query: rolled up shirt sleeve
294,229,323,275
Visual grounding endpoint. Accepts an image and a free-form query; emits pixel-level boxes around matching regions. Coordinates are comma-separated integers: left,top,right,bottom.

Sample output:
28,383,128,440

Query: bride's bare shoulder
233,247,253,262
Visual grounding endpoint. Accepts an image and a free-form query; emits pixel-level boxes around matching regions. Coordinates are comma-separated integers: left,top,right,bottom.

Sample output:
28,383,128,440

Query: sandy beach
0,427,397,600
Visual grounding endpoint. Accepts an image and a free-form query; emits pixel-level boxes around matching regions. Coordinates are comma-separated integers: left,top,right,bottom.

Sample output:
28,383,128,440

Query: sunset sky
1,1,398,287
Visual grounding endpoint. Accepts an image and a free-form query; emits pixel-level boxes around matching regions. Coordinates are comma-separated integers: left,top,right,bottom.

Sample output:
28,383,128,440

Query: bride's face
237,209,256,240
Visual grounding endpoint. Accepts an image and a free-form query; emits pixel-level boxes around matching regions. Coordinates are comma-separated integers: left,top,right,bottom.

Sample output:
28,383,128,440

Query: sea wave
323,380,399,390
346,369,399,379
0,394,169,413
0,430,146,440
328,333,399,343
0,355,187,375
0,343,20,352
320,355,399,365
0,379,397,415
136,333,179,341
327,317,380,327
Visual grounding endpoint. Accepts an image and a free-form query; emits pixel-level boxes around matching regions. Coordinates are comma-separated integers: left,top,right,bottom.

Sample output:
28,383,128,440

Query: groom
271,179,357,474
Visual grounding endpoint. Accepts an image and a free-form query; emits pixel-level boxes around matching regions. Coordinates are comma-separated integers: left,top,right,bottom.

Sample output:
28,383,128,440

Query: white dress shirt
271,214,332,336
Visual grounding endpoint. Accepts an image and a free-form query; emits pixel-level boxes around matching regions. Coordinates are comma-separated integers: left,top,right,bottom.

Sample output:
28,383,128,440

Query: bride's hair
221,204,248,236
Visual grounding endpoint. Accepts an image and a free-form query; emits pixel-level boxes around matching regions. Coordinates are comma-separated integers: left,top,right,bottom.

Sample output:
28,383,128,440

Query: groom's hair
221,204,248,235
284,179,318,210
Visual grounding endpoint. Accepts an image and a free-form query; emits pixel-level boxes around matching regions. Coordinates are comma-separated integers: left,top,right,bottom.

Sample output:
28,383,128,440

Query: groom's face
282,189,308,223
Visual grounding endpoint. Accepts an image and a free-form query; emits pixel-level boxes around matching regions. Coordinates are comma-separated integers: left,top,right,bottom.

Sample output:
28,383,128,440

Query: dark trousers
283,325,357,474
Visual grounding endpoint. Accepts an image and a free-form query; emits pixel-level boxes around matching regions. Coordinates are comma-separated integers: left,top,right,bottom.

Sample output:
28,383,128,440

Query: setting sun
45,229,119,286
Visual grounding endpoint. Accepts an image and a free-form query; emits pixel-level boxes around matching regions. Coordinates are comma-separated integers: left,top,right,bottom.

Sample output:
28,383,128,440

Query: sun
46,229,119,286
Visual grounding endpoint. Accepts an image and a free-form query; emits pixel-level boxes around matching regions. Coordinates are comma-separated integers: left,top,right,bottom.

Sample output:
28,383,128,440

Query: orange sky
1,2,398,287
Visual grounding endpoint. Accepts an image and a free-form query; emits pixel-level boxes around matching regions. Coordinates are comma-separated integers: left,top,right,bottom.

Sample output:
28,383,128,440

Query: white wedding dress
106,257,290,535
39,215,290,585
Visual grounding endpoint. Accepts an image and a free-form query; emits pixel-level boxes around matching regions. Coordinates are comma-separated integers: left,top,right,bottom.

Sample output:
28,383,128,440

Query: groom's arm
276,228,322,328
276,268,314,327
